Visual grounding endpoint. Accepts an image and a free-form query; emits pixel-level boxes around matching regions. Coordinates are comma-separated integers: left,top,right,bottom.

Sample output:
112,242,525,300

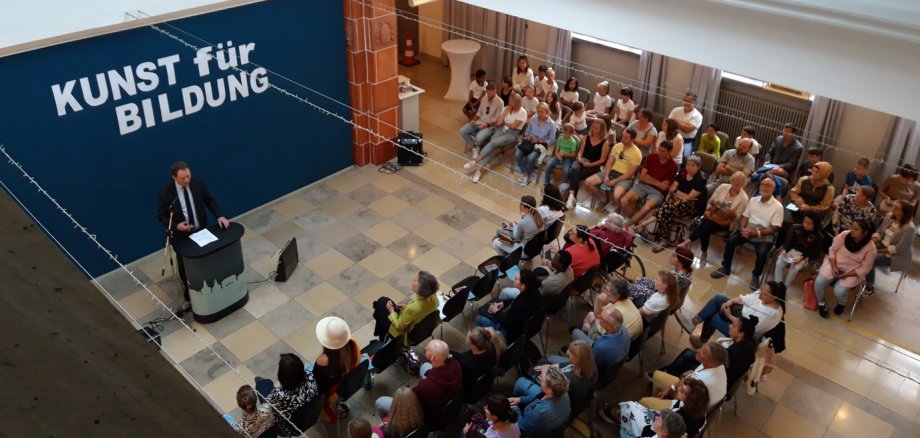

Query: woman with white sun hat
313,316,360,421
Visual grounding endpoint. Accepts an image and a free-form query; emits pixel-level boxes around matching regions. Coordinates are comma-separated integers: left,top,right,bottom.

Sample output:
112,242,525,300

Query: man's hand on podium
177,221,196,232
218,217,230,229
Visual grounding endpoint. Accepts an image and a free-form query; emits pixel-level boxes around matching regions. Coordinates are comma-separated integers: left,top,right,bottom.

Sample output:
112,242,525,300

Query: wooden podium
173,222,248,323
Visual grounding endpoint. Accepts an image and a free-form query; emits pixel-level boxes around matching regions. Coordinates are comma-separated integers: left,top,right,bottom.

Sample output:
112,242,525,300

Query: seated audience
878,163,920,216
669,247,694,301
464,93,527,184
586,81,613,121
464,394,521,438
641,342,728,409
657,119,685,166
459,83,504,160
788,161,835,219
449,327,505,395
256,353,319,437
585,279,643,340
234,385,274,437
670,314,759,389
600,379,707,438
375,340,462,424
831,185,877,235
313,317,359,421
708,138,755,194
697,123,722,158
347,418,384,438
680,172,749,264
515,104,558,186
568,101,589,135
734,125,761,157
866,199,915,295
493,195,544,255
534,65,548,99
515,340,598,405
815,220,877,318
612,86,637,125
668,92,703,161
621,142,679,230
520,85,539,119
559,77,580,108
627,270,680,323
794,147,824,181
536,183,567,227
462,69,488,121
562,225,602,278
511,55,534,93
762,123,803,179
564,119,611,209
500,250,573,299
683,281,786,347
584,127,643,211
710,178,784,290
498,76,514,106
538,68,558,100
648,154,707,251
840,157,873,197
378,387,423,438
476,270,544,342
589,212,633,254
373,271,439,344
774,211,823,287
626,108,659,156
509,366,571,435
544,91,563,128
587,307,631,374
542,124,581,186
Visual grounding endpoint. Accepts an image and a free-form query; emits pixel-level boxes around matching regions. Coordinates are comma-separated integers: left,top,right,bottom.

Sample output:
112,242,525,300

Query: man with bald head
709,137,756,195
712,177,785,289
590,307,631,374
375,340,463,423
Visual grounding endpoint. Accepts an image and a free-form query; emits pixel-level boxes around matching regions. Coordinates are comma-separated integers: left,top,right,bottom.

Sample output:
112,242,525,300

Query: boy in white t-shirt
534,65,549,99
521,84,540,119
587,81,613,121
462,69,488,120
569,101,588,135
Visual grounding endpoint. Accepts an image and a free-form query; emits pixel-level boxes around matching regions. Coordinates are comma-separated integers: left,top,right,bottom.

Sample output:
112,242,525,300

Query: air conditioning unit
764,83,811,100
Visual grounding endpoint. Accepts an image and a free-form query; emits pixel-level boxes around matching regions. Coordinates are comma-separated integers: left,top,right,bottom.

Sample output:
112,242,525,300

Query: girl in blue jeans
515,103,557,186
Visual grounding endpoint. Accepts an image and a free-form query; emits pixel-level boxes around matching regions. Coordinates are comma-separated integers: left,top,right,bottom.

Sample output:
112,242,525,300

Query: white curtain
689,64,722,123
547,27,572,79
444,1,526,83
636,51,668,112
872,117,920,182
801,96,845,166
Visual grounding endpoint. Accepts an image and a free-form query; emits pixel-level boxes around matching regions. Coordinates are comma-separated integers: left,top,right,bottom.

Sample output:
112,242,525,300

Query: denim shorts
629,182,665,204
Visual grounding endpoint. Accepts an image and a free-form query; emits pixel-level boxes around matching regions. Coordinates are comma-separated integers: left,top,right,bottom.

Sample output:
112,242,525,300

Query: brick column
345,0,399,166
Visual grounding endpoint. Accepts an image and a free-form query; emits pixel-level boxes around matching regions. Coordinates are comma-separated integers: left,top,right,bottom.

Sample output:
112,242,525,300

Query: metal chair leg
848,282,866,321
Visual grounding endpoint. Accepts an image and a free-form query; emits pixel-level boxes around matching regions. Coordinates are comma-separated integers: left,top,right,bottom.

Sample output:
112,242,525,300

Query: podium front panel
183,239,248,323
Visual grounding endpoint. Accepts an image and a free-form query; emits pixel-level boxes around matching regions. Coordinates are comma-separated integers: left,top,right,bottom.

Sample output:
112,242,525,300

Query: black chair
365,337,400,387
497,336,527,378
463,366,498,404
477,246,523,278
427,395,465,433
407,310,441,347
440,287,469,337
404,425,429,438
544,219,564,248
277,392,323,437
520,232,547,264
567,389,595,427
464,270,499,324
627,311,670,376
568,267,599,323
541,283,573,351
522,309,546,354
335,360,370,434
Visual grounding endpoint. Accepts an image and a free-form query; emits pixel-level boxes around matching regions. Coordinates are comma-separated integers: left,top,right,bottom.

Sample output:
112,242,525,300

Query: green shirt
556,134,580,155
698,134,721,158
387,293,439,345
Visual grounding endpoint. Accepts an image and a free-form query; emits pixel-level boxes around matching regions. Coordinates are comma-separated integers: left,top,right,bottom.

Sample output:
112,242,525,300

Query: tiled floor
94,56,920,437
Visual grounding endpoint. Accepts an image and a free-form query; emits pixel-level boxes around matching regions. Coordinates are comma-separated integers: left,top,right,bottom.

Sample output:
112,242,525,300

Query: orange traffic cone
399,34,420,66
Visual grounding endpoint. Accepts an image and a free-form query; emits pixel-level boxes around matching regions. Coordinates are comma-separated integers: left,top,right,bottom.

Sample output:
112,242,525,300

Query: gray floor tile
260,302,317,339
274,265,323,298
328,264,380,297
178,342,241,387
437,207,481,230
298,183,340,205
237,208,288,234
349,184,388,205
292,209,338,232
386,233,435,261
392,185,429,204
327,299,373,331
204,308,256,340
245,340,297,379
340,209,386,231
334,234,383,263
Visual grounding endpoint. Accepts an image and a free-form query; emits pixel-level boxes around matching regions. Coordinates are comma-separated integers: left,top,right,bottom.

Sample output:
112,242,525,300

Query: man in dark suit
156,161,229,302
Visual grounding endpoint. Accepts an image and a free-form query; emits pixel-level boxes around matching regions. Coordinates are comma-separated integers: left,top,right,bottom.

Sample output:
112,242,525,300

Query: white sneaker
519,175,529,186
566,193,576,209
472,146,480,160
472,171,482,183
464,161,477,170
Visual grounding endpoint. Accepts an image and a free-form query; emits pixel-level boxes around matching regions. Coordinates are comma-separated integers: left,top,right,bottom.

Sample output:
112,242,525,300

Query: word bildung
50,41,269,135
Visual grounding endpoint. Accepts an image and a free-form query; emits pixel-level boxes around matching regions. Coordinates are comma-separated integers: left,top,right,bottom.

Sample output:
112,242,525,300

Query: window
571,32,642,56
723,71,814,101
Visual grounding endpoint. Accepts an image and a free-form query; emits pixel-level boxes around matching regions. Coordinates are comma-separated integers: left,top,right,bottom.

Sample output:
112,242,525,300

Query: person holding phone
372,271,440,345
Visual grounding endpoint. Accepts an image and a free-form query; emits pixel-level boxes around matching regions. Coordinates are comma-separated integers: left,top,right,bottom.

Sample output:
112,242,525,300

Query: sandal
651,244,666,254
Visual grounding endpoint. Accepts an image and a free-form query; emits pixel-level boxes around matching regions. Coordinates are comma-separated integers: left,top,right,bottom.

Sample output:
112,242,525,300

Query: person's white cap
315,316,351,350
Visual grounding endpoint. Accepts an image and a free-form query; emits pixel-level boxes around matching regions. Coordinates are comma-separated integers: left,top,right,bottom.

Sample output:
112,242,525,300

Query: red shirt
642,153,679,194
563,241,601,278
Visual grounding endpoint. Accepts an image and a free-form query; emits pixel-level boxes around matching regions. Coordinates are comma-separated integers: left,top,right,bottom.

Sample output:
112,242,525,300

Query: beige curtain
443,1,526,83
689,64,722,123
636,51,668,112
546,27,572,79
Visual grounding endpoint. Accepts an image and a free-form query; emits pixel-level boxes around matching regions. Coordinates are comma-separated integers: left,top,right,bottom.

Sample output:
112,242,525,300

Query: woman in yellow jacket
373,271,440,345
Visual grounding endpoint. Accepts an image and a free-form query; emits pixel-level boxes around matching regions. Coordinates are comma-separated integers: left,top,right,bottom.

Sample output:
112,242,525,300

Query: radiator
714,90,809,155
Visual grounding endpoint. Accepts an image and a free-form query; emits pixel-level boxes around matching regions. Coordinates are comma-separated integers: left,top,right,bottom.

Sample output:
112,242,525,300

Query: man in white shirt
668,91,703,164
711,177,784,290
641,342,729,409
459,83,504,159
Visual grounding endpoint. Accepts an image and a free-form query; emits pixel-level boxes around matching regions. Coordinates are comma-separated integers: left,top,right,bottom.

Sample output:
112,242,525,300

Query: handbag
517,139,537,154
802,275,818,311
397,346,422,377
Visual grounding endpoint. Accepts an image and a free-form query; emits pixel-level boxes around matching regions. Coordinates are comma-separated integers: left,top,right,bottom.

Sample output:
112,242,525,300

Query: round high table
441,39,482,101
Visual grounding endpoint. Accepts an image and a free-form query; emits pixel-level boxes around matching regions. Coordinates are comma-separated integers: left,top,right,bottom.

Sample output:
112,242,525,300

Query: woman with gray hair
508,366,571,435
649,153,708,253
678,171,749,264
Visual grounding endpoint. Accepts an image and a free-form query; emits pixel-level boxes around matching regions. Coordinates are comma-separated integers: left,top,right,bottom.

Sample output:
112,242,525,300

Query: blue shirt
517,393,571,436
593,325,630,374
524,115,557,145
845,171,872,189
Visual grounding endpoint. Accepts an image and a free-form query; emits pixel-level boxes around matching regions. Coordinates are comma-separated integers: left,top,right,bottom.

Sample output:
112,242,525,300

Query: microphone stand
160,199,190,320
